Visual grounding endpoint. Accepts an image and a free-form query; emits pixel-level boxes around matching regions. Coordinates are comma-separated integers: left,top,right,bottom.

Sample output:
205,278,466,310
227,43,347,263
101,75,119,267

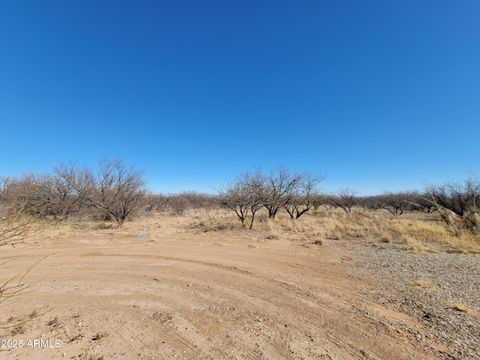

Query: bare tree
168,195,191,215
57,160,145,227
311,194,328,210
50,169,81,219
329,189,357,213
261,168,302,219
284,173,324,219
377,192,414,216
427,177,480,231
358,195,382,211
219,173,263,229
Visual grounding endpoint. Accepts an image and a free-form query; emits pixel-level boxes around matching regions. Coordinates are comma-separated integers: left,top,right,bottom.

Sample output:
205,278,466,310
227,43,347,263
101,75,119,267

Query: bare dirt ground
0,214,456,359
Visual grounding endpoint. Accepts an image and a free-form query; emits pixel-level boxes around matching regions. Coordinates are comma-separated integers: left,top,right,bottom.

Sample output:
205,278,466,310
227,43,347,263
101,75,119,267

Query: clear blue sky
0,1,479,194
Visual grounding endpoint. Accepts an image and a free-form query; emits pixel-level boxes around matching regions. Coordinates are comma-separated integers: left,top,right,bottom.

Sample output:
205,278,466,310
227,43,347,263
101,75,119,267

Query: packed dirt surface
0,216,445,359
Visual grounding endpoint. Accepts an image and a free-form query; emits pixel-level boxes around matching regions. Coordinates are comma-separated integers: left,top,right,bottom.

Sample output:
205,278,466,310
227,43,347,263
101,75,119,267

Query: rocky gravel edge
340,241,479,360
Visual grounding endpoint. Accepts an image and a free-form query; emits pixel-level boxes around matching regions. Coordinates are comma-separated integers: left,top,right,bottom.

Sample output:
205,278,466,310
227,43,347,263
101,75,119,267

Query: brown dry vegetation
190,208,480,254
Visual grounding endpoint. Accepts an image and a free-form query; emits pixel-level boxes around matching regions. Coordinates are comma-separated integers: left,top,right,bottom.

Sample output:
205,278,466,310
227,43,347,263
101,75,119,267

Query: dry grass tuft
46,316,60,328
412,279,439,292
449,303,479,317
91,222,116,230
10,323,25,336
189,210,242,232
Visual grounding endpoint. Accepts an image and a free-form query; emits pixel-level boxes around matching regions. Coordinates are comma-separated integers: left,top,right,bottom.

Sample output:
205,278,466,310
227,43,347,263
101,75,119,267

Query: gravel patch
342,242,480,360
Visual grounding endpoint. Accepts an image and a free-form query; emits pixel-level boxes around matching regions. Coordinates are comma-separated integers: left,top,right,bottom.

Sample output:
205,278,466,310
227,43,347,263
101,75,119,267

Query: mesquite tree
329,189,357,213
261,168,302,219
220,173,263,229
284,173,324,219
57,160,145,227
427,177,480,231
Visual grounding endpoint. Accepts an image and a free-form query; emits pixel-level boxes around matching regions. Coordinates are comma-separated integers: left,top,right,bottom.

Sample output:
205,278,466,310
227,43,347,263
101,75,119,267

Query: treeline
1,161,479,232
145,192,219,215
218,168,480,231
217,169,436,228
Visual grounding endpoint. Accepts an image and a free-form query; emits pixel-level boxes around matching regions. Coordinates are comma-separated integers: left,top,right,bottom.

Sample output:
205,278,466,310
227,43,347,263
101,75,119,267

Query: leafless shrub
219,173,263,229
359,192,436,215
145,193,219,215
167,195,191,215
311,194,329,210
176,192,219,210
329,189,357,213
261,167,303,219
0,206,32,247
1,175,48,217
144,194,170,212
0,180,33,247
377,192,415,216
318,194,337,210
1,171,81,221
358,195,382,211
427,177,480,231
284,173,324,219
57,160,145,227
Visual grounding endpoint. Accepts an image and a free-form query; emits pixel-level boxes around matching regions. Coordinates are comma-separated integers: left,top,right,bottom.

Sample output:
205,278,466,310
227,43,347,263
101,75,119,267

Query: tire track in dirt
58,251,426,359
52,253,319,359
74,252,334,357
74,253,396,359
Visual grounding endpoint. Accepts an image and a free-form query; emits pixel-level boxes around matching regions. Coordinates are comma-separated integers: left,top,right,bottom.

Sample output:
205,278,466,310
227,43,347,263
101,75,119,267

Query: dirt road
0,219,439,359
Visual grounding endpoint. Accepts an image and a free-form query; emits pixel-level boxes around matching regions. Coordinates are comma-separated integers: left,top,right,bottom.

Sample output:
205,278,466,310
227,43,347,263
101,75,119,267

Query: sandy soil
0,216,442,359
